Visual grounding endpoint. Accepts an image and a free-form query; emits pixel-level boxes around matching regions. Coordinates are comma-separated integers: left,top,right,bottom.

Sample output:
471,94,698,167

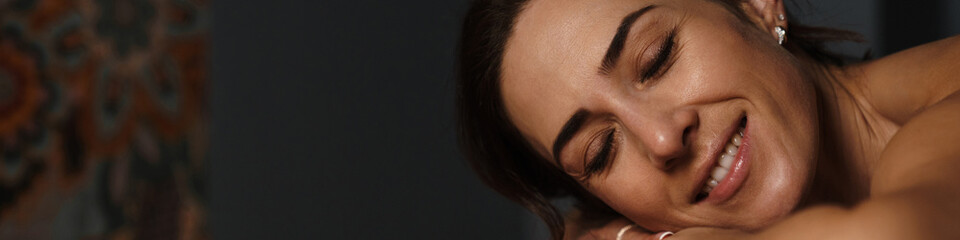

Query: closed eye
639,28,678,83
580,128,617,181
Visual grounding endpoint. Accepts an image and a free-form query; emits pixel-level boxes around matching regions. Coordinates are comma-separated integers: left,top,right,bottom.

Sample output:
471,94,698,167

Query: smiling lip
692,115,749,204
704,118,751,204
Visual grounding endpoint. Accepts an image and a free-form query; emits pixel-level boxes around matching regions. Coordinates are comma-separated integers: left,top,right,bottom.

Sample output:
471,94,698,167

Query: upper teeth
702,128,743,194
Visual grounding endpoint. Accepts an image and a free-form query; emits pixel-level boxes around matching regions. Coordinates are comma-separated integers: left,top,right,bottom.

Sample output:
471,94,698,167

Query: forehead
501,0,657,156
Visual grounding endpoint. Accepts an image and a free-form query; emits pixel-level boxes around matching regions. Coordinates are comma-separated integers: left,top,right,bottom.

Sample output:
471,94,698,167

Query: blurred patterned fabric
0,0,208,239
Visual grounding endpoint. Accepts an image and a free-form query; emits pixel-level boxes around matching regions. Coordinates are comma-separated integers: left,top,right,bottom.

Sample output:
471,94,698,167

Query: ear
740,0,787,41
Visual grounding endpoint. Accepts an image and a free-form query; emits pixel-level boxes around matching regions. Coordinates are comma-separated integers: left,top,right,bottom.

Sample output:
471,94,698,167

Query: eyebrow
552,109,591,166
599,5,658,75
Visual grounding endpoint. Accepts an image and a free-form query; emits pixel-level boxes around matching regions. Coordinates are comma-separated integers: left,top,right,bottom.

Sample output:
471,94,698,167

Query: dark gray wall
210,0,523,239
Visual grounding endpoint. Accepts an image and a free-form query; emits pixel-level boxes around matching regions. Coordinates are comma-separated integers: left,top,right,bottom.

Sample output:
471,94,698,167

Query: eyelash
638,28,678,83
581,128,617,180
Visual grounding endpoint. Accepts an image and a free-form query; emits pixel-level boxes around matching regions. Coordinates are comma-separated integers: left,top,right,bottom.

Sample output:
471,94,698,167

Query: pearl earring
775,26,786,45
778,14,785,21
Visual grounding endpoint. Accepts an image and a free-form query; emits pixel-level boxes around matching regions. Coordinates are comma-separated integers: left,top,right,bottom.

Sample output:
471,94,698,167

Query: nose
624,107,698,170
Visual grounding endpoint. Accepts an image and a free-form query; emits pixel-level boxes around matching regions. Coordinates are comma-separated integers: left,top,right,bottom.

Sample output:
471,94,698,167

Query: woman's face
500,0,819,231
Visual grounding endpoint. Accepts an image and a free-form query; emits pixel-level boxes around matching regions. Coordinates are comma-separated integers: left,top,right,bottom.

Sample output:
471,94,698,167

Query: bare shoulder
865,35,960,191
855,35,960,124
874,90,960,179
861,37,960,238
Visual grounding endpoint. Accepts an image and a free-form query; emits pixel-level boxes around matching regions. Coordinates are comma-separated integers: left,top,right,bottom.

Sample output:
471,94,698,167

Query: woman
457,0,960,239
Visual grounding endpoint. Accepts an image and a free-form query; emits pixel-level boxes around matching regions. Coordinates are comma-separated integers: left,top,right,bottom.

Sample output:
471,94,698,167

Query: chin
738,156,813,230
739,190,802,230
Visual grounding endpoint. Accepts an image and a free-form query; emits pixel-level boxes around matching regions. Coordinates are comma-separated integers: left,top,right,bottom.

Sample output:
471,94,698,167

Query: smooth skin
499,0,960,239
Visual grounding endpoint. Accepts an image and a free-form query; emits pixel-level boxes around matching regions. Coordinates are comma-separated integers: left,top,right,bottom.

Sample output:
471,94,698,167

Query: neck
796,58,883,208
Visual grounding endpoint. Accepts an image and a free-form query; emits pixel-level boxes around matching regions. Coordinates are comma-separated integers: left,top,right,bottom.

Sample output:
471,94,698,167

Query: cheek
667,18,789,102
739,43,821,228
586,148,678,228
593,179,672,229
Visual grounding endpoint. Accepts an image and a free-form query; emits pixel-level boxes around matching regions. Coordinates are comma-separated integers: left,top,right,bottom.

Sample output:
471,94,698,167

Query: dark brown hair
456,1,863,239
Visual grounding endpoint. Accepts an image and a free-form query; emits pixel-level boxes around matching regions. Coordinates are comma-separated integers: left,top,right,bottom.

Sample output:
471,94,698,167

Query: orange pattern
0,0,208,239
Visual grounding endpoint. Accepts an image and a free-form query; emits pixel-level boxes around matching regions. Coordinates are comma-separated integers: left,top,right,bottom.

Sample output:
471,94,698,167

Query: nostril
663,157,678,170
663,126,695,170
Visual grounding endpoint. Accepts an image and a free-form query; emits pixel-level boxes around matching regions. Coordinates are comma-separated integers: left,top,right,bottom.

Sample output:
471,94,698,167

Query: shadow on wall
0,0,208,239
